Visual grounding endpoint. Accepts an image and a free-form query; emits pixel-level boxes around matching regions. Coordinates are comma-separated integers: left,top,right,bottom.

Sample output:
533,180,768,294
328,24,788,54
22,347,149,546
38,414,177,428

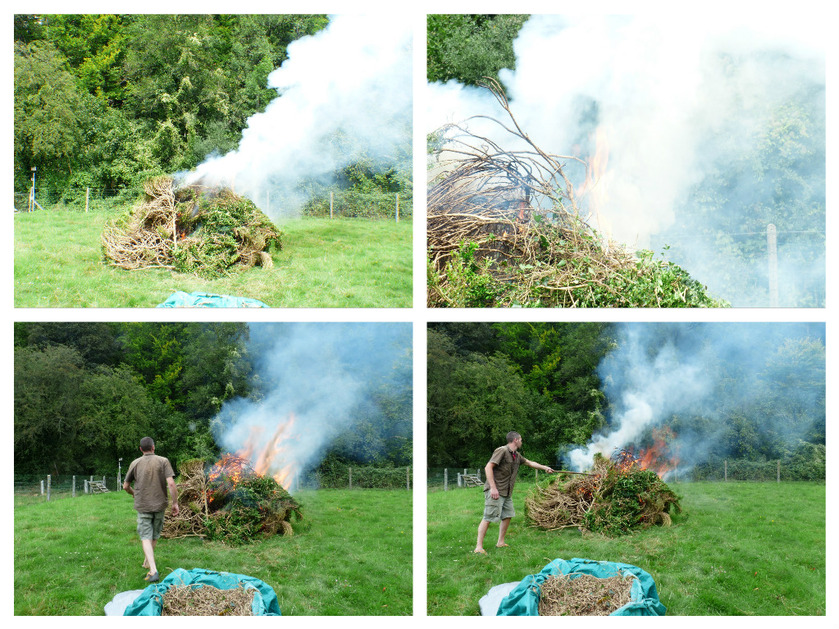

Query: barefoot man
123,437,179,582
474,431,554,554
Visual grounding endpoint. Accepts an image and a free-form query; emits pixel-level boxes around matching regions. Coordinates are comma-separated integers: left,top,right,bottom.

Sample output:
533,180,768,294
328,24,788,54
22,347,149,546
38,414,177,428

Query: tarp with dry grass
162,456,302,545
525,453,681,536
102,176,282,278
427,79,724,308
496,558,666,616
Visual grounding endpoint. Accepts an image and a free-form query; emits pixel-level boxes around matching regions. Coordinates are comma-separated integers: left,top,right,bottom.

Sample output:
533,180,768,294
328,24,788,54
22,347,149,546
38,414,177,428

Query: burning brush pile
427,80,723,308
162,456,302,545
525,453,681,536
102,176,282,278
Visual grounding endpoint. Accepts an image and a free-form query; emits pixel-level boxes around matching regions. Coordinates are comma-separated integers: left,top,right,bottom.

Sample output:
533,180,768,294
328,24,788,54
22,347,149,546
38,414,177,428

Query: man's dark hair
139,437,155,452
506,431,521,443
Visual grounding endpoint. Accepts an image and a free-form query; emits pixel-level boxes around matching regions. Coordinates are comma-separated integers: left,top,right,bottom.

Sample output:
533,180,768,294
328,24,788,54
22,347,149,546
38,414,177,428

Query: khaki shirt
125,453,175,513
484,445,529,497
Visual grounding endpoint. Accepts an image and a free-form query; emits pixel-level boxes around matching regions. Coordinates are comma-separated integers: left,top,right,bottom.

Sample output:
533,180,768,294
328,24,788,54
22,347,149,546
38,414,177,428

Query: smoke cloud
567,323,825,474
211,322,412,485
427,14,826,305
186,14,412,218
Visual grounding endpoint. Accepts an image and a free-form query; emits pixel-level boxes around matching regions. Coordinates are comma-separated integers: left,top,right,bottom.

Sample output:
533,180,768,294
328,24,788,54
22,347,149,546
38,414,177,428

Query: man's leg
141,538,157,576
475,519,491,553
141,540,157,568
497,517,511,547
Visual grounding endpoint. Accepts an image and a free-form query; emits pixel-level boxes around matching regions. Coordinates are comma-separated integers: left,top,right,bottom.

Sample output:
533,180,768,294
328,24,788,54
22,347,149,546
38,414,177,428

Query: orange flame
635,427,680,479
236,413,298,490
579,126,611,238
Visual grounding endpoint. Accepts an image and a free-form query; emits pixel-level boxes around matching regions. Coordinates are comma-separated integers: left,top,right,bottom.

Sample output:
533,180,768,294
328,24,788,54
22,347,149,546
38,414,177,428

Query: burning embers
525,452,681,536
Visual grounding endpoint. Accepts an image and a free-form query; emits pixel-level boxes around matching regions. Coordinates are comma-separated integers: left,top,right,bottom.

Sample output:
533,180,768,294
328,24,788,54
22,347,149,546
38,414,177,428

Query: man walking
123,437,179,582
474,431,554,554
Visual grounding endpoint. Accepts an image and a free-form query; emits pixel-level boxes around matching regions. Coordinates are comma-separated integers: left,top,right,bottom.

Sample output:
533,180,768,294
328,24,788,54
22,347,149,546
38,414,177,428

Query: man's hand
545,466,555,473
171,502,180,516
490,487,499,500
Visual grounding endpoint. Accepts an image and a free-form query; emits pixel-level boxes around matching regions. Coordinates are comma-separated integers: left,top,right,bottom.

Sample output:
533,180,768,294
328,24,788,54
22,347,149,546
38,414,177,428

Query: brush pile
525,453,681,536
162,456,302,545
538,572,635,616
161,584,255,616
102,176,282,278
427,80,723,308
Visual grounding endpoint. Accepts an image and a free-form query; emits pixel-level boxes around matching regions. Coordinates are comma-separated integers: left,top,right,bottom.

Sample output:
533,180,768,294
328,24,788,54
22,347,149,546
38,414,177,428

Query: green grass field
428,481,825,616
14,489,412,615
14,209,412,307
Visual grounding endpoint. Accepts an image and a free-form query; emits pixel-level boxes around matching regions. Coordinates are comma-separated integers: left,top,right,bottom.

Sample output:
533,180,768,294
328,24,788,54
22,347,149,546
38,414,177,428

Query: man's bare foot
496,543,509,547
473,548,487,554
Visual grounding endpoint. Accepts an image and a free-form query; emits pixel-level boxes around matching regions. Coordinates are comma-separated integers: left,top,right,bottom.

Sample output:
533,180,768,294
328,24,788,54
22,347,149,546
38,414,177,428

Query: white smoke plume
567,323,825,473
427,14,826,305
186,14,412,218
210,322,412,487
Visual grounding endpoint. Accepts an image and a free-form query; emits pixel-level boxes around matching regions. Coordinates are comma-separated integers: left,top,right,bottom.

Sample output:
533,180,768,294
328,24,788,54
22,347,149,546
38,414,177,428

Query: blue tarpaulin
497,557,666,616
157,291,269,308
123,568,281,616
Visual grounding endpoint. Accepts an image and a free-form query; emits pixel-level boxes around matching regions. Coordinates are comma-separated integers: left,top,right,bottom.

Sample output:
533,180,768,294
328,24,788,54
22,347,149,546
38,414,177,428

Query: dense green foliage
14,15,410,210
428,323,825,473
14,322,412,476
427,14,528,87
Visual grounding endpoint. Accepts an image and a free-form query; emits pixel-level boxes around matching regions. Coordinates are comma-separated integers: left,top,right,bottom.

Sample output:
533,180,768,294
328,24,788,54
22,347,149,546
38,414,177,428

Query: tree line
428,323,825,477
14,14,410,209
14,322,412,476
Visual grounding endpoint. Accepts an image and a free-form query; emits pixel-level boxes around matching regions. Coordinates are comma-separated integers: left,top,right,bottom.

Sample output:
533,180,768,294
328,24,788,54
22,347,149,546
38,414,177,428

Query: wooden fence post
40,480,44,495
330,191,334,219
777,460,780,483
47,475,51,501
348,467,352,490
395,193,400,223
406,466,410,490
724,460,728,482
72,476,76,498
85,187,90,213
444,468,448,491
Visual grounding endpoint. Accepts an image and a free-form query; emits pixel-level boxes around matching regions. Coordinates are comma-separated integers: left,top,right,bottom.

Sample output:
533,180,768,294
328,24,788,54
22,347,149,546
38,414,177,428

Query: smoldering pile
102,176,282,278
427,80,722,308
161,584,255,616
538,572,635,616
525,453,681,536
162,456,302,544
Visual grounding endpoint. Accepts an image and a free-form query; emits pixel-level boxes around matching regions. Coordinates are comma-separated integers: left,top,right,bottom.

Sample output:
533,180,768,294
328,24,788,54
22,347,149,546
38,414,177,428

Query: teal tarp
157,291,269,308
497,557,666,616
123,568,281,616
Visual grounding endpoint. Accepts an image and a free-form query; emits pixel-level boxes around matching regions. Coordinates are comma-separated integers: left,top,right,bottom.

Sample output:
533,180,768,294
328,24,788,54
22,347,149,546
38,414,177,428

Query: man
474,431,554,554
123,437,179,583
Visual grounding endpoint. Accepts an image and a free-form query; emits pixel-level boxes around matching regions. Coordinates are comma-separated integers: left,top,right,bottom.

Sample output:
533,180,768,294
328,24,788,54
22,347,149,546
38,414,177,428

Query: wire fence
428,457,824,492
14,186,412,220
15,465,412,504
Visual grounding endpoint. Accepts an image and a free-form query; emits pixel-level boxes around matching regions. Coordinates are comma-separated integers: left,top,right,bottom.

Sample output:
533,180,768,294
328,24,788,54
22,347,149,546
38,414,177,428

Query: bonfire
427,79,723,308
102,176,282,278
525,452,681,536
162,456,302,545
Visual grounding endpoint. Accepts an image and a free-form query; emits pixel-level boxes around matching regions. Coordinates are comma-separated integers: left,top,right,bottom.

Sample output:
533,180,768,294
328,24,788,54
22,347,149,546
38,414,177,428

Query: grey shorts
482,492,515,522
137,511,165,540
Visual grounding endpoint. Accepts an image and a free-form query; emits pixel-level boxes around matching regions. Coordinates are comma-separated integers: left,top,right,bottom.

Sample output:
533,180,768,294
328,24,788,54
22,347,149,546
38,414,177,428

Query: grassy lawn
14,209,412,307
427,480,825,616
15,489,412,615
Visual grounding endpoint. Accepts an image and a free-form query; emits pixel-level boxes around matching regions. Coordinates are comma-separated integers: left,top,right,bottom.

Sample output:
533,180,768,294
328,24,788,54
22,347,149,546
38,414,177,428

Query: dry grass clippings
538,572,635,616
160,584,255,616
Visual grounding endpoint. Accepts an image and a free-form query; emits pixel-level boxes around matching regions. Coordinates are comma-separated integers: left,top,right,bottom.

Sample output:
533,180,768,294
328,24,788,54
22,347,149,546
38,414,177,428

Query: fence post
395,193,400,223
40,480,45,496
535,469,538,482
406,466,410,490
72,476,76,498
444,468,448,491
777,460,780,483
724,460,728,482
84,480,89,494
348,467,352,490
330,191,334,219
47,475,51,501
85,187,90,213
457,473,462,488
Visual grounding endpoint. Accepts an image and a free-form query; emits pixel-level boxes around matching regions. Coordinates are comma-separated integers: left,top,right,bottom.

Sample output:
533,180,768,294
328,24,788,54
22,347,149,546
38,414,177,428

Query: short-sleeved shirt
483,445,530,497
125,452,175,513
